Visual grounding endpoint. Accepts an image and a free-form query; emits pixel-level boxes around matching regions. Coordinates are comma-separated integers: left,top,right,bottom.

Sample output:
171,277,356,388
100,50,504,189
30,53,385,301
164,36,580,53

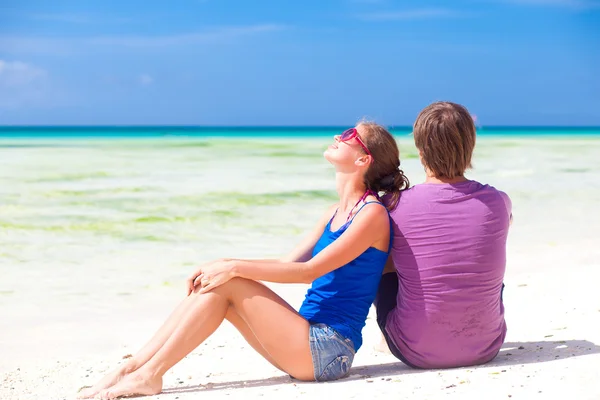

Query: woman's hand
186,259,236,295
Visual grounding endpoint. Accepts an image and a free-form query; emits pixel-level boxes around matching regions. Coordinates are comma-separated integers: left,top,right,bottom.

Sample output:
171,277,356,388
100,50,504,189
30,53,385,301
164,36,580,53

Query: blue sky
0,0,598,126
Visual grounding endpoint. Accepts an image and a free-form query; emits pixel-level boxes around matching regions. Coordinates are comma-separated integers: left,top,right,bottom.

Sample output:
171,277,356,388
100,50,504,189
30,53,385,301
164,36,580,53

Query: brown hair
413,101,476,179
358,121,410,211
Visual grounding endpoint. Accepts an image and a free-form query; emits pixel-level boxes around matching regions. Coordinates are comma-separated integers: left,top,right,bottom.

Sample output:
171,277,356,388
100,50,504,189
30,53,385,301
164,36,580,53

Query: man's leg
374,271,400,354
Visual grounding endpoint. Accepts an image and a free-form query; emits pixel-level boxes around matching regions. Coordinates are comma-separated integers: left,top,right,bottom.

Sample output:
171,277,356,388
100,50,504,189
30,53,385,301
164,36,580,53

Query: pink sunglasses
340,128,373,159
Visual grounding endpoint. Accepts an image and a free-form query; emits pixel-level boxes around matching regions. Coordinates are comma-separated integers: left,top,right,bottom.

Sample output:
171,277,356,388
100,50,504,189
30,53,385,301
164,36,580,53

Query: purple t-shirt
386,180,511,369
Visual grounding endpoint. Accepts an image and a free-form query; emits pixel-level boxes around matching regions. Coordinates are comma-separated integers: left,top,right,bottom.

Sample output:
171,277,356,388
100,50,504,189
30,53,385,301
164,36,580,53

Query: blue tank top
298,202,391,351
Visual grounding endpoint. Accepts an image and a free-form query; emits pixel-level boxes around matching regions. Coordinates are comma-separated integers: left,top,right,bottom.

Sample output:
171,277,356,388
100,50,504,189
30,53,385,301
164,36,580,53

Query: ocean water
0,127,599,277
1,126,600,139
1,127,599,363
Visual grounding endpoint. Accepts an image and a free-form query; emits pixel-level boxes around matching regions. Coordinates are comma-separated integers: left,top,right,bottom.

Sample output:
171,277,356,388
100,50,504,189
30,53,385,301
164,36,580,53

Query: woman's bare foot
96,371,162,399
77,365,130,399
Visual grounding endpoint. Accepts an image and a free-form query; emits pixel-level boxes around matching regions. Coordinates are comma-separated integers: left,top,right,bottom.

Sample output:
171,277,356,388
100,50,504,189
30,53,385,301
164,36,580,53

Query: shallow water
0,135,599,363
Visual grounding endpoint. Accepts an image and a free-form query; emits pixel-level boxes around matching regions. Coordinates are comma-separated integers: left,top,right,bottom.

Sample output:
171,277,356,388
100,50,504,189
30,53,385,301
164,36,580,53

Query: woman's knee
191,277,250,297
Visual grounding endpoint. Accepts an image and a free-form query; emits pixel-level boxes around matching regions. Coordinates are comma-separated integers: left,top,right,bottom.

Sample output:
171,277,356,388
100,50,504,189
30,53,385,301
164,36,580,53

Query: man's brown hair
413,101,476,179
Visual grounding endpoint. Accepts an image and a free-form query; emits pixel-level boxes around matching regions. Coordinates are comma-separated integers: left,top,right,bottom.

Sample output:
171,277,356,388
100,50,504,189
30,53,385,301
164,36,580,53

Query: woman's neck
335,174,367,212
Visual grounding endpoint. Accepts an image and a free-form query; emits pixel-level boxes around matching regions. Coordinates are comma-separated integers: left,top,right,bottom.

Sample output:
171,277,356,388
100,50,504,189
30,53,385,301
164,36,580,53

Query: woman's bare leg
225,306,282,370
78,294,194,398
97,278,313,399
79,294,277,398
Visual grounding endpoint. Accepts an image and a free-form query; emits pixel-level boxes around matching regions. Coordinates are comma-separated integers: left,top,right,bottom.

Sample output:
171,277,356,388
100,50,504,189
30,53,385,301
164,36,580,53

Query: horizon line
1,125,599,129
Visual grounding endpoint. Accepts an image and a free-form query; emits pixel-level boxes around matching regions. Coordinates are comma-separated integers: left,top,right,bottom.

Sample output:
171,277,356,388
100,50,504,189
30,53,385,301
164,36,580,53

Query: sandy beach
1,135,599,400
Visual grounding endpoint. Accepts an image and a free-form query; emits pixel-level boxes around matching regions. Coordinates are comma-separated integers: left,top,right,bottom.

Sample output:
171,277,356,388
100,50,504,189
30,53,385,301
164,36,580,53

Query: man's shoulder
385,185,424,217
387,181,511,215
392,183,430,201
473,182,512,213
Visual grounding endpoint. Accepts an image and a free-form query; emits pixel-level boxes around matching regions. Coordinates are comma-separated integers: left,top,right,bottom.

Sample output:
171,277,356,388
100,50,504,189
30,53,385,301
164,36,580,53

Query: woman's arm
188,205,336,293
231,203,389,284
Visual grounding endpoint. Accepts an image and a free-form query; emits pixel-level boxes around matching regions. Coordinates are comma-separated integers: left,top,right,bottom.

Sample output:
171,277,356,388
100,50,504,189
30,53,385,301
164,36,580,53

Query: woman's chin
323,149,337,163
324,148,351,166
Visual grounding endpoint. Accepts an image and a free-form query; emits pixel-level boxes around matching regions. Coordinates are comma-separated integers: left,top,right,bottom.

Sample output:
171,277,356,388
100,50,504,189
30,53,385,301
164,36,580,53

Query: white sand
1,136,599,399
3,274,600,400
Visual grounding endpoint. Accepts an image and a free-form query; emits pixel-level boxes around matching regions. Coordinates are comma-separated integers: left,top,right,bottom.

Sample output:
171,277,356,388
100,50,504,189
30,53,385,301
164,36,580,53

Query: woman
79,122,410,399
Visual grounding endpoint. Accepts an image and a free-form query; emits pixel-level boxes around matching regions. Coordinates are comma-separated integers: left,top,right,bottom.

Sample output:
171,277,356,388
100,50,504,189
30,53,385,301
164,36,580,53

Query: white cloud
350,0,387,4
30,13,133,24
0,60,47,87
0,60,48,108
138,74,154,86
87,24,285,47
0,24,286,54
0,36,71,55
30,13,93,24
499,0,600,8
358,8,468,21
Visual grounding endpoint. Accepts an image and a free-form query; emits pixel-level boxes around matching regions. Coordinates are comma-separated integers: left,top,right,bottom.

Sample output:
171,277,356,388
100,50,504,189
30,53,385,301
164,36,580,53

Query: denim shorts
308,323,355,382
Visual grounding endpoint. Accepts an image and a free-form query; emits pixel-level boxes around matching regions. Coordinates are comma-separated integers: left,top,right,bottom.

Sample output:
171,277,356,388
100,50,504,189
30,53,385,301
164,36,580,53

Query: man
376,101,512,368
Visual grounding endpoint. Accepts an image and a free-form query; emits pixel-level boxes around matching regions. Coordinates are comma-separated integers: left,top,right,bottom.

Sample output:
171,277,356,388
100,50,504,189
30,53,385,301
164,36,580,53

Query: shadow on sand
161,339,600,395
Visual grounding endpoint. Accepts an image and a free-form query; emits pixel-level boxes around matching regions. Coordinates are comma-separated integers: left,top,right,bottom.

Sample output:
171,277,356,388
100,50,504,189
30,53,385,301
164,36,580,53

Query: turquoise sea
1,126,600,139
1,125,599,262
1,125,598,260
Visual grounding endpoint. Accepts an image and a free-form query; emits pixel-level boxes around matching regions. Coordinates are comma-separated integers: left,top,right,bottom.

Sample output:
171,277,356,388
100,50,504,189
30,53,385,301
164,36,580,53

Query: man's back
387,180,511,368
